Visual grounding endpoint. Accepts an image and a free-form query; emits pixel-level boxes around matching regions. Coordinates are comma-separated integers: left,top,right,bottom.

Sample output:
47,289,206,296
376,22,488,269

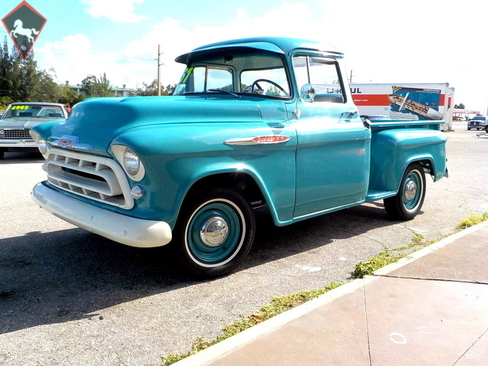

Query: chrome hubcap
200,216,229,246
404,180,417,201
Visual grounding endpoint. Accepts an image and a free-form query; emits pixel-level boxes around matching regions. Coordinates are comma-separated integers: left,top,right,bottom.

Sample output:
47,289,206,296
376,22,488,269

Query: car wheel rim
185,199,245,267
403,170,422,210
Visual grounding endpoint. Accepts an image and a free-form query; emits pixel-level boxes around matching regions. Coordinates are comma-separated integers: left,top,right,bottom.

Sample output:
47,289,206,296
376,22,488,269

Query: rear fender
369,129,447,192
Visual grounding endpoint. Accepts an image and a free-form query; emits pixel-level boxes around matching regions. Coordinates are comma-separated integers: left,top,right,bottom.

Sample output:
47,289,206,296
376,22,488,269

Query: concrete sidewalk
175,221,488,365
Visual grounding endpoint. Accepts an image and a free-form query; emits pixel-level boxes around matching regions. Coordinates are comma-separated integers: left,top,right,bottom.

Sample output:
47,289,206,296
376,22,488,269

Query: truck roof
175,37,343,64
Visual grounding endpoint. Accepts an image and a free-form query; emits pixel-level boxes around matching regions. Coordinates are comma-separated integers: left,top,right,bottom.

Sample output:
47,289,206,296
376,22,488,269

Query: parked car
467,116,486,130
0,102,69,159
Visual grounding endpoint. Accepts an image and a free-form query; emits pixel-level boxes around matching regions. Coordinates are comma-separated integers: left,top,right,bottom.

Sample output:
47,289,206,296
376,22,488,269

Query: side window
175,66,233,94
206,67,233,91
293,56,345,103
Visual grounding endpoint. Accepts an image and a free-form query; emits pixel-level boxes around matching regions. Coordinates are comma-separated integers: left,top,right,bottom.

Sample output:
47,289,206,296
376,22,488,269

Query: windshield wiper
208,89,240,98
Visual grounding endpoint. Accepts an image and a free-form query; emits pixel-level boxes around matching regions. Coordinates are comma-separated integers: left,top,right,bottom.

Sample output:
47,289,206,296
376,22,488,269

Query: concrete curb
173,221,488,366
373,220,488,276
173,276,377,366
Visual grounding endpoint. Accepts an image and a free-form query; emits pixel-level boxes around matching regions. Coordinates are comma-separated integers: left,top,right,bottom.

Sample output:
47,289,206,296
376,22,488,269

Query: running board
365,190,397,202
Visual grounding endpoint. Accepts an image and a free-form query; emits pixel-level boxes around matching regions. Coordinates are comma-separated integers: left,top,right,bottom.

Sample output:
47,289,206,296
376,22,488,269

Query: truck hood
34,95,284,155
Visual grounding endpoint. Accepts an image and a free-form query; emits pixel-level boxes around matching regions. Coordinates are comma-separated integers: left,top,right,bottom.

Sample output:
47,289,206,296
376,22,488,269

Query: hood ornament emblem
53,135,93,150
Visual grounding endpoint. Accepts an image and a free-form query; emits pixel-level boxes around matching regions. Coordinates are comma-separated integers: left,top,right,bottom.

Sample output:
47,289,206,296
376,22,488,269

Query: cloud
36,34,125,86
118,2,319,87
37,3,326,89
81,0,147,23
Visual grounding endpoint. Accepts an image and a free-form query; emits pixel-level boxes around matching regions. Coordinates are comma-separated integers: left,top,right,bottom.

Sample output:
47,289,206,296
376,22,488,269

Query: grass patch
353,249,405,278
354,212,488,279
353,232,433,278
456,212,488,230
160,282,343,365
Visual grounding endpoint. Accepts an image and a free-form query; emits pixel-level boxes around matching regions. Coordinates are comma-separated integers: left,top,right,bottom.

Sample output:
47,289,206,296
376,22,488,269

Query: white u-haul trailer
350,83,455,131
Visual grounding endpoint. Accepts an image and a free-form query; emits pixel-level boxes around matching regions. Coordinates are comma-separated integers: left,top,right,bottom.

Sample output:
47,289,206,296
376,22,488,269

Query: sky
1,0,486,112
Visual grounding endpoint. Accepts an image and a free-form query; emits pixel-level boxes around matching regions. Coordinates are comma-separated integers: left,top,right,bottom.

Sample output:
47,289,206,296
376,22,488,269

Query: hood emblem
53,135,93,150
58,138,73,148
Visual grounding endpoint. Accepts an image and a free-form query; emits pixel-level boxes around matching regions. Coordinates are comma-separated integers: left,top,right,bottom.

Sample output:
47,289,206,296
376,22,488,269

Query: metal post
157,44,162,96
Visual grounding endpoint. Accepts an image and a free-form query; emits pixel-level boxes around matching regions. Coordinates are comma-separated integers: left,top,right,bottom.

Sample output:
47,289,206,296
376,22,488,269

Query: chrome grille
45,148,134,209
0,128,31,139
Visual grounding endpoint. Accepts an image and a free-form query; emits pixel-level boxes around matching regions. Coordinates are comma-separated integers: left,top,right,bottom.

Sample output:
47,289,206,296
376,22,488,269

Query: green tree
135,80,176,96
81,73,114,97
135,79,158,96
58,82,83,106
21,60,61,102
164,83,176,95
0,37,60,104
0,38,13,106
0,37,22,102
95,73,113,97
454,103,465,109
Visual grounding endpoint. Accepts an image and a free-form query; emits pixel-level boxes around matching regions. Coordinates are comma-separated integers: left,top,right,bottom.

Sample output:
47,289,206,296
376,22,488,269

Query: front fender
179,161,296,226
110,122,298,227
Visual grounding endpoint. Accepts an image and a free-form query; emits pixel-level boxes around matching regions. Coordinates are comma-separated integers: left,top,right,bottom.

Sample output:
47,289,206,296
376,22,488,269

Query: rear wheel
174,188,255,278
384,163,426,220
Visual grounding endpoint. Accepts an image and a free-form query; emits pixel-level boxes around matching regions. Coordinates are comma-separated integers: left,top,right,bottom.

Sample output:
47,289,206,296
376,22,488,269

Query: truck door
292,55,371,218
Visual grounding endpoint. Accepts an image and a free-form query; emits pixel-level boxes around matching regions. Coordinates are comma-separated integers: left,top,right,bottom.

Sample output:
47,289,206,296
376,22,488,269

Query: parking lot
1,123,487,366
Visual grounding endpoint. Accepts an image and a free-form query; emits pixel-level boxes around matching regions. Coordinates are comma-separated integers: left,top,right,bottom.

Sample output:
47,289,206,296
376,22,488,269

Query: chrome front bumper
31,182,172,248
0,139,37,148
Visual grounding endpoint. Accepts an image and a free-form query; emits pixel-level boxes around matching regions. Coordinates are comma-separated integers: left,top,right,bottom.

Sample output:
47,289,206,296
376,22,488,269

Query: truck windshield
174,49,290,98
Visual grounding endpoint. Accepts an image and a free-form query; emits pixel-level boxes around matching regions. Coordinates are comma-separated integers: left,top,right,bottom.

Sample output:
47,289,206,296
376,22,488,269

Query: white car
0,102,69,159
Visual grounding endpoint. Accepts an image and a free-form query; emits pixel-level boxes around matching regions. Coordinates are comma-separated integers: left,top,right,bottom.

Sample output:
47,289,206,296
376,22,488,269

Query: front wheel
174,188,255,278
384,163,426,220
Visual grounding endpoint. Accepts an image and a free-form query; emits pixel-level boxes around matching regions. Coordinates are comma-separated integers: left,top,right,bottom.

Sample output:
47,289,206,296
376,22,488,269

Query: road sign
2,1,47,60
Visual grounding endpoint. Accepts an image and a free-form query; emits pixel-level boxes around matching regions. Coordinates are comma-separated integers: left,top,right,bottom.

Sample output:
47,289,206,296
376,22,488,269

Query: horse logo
10,19,39,44
2,1,47,60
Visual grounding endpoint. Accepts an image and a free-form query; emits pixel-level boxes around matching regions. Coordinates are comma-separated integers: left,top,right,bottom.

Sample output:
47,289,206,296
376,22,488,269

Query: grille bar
45,148,134,209
0,129,31,139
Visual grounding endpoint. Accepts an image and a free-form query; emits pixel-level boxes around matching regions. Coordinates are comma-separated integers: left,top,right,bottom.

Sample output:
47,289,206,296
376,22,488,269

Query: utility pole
157,44,163,96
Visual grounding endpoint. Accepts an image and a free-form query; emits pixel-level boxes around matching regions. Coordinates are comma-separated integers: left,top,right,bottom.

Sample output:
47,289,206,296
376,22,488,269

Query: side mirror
300,84,316,103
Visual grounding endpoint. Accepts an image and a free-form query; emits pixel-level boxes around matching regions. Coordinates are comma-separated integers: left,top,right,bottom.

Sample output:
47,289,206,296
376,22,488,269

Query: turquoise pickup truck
31,37,448,277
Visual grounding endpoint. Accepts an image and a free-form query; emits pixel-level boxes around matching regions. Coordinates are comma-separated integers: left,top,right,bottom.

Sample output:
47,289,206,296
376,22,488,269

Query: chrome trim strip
225,136,290,146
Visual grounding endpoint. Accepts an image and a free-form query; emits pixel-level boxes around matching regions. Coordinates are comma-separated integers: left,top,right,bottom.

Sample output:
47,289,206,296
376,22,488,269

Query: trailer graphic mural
350,83,454,130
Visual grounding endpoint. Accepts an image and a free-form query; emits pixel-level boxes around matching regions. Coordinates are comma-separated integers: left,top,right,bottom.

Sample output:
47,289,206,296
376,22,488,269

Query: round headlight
123,148,140,176
112,144,146,181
